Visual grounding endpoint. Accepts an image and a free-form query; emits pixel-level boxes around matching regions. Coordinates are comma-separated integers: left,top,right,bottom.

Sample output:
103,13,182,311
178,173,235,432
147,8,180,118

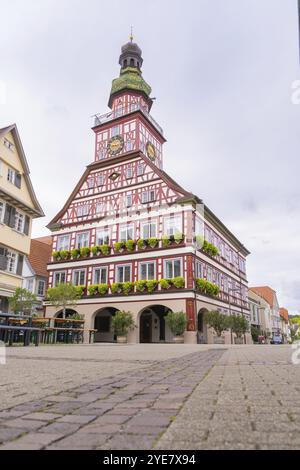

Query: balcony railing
92,104,164,136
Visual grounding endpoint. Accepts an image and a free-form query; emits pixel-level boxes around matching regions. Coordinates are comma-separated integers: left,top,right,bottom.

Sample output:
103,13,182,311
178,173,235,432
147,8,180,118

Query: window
164,215,182,236
57,234,70,251
54,271,66,286
141,221,157,239
141,190,155,204
139,262,155,280
126,140,133,152
111,125,120,137
196,261,203,278
0,201,5,223
87,177,95,189
126,194,133,208
126,166,133,179
223,276,228,293
207,267,212,282
26,279,34,292
98,149,105,160
195,218,204,237
37,280,45,296
77,204,89,217
73,270,86,286
164,258,182,278
137,163,144,176
7,168,21,188
93,266,108,284
97,174,104,186
4,138,14,151
116,264,131,283
130,102,138,112
75,232,89,249
96,203,105,214
14,210,24,232
119,224,133,242
96,229,109,246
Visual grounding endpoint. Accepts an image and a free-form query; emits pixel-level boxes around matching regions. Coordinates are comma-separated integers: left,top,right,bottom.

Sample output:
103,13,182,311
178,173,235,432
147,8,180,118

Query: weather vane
130,26,133,43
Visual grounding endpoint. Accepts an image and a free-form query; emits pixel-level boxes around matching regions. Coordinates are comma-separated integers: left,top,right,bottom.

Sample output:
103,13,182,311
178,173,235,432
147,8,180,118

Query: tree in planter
204,310,230,338
251,325,261,343
165,311,187,338
9,288,37,315
46,283,80,319
228,315,249,343
111,310,136,340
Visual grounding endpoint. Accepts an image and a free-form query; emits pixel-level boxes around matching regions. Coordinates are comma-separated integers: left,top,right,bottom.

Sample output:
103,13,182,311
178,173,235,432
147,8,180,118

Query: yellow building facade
0,124,44,311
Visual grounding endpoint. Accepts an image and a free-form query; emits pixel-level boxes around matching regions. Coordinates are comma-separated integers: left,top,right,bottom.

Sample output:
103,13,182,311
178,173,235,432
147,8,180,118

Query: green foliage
162,235,171,248
88,284,98,296
251,325,261,343
74,285,85,297
100,244,110,256
46,283,80,318
114,241,125,253
160,278,171,289
68,312,84,321
98,283,109,296
91,245,100,256
59,250,70,260
52,250,61,261
228,315,249,338
195,278,219,297
135,280,147,292
172,277,185,288
80,246,90,258
205,310,230,337
71,248,80,259
122,282,134,295
146,280,158,293
111,310,135,336
125,240,135,252
148,237,158,248
174,232,184,244
111,282,122,294
9,287,37,315
165,311,187,337
202,240,219,257
137,239,147,250
195,235,204,248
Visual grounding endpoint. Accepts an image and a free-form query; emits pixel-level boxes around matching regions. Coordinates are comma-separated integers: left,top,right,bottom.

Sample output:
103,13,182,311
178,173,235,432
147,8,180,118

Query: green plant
125,240,135,252
202,240,219,257
174,232,184,244
135,280,147,292
9,287,37,315
80,246,90,258
111,282,122,294
172,276,185,288
88,284,98,296
251,325,261,343
137,239,147,250
228,315,249,339
98,283,109,296
71,248,80,259
148,237,158,248
59,250,70,260
100,244,110,256
205,310,230,337
68,312,84,321
160,278,171,289
165,311,187,337
74,285,85,297
91,245,100,256
195,278,219,297
52,250,61,261
195,235,204,248
111,310,135,337
114,241,125,252
46,283,81,319
146,280,158,293
162,235,171,248
122,282,134,295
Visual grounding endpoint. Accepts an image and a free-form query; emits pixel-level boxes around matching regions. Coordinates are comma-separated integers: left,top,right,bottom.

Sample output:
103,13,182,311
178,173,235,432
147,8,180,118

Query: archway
139,305,173,343
197,308,209,343
55,309,79,319
93,307,118,343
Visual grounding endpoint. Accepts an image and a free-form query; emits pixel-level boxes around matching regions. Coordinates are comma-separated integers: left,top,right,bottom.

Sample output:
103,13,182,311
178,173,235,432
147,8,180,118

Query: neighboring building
45,39,250,344
248,289,261,327
0,124,44,312
250,286,282,342
22,237,52,313
279,307,291,343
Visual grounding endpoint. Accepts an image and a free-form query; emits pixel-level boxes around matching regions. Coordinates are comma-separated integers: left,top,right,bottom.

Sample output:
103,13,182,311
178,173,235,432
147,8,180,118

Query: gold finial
130,26,133,42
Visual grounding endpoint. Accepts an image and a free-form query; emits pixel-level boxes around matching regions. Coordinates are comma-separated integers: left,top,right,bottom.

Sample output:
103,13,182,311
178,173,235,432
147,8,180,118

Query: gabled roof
249,286,276,308
279,307,289,323
27,238,52,277
0,124,44,217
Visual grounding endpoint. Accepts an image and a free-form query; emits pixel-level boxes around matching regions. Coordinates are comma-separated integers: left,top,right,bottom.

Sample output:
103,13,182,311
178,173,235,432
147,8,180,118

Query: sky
0,0,299,314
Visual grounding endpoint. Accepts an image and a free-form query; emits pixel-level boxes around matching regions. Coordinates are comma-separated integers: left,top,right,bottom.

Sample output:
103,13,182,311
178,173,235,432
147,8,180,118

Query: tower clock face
146,142,156,161
107,135,124,155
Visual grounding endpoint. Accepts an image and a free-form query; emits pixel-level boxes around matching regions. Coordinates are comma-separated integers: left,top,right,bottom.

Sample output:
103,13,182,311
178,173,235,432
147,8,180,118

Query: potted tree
228,314,249,344
165,311,187,343
111,310,136,343
204,310,230,344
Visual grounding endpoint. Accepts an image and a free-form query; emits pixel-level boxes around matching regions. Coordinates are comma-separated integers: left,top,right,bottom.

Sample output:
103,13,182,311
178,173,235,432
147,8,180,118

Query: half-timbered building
45,39,251,344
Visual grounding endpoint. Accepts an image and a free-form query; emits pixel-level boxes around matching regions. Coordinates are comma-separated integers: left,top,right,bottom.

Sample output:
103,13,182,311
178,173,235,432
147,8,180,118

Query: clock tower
92,39,165,169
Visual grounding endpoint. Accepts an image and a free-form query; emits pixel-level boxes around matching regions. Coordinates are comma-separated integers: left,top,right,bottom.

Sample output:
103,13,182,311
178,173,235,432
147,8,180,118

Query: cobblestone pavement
156,345,300,450
0,348,223,450
1,344,299,450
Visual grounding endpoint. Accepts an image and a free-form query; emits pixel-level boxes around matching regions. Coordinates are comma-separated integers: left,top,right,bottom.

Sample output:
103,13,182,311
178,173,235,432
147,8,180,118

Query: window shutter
24,215,30,235
9,207,16,228
16,254,24,276
4,204,12,226
0,247,8,271
15,173,22,188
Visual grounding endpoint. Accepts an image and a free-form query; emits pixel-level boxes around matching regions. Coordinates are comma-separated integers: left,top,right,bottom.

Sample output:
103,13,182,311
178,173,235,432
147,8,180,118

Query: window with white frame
164,258,182,279
215,271,221,286
87,177,95,189
126,140,133,152
0,200,5,223
96,229,109,246
141,190,155,204
4,138,14,151
26,278,34,292
126,166,133,179
37,280,45,296
6,249,17,273
96,202,105,214
126,194,132,208
223,276,228,293
141,220,157,239
54,271,66,286
196,261,203,278
14,210,24,232
75,232,89,249
164,215,182,236
97,174,104,186
137,162,144,176
119,224,133,242
111,125,120,137
207,266,212,282
116,264,131,283
7,167,15,183
73,269,86,286
77,204,89,217
98,149,105,160
139,261,155,280
56,234,70,251
93,266,108,284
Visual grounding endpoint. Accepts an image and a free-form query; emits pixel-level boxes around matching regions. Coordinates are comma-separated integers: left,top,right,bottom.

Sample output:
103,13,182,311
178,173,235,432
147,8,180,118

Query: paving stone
3,418,45,431
47,432,108,449
39,422,80,435
8,432,64,447
56,414,97,425
100,433,156,450
91,414,130,425
0,427,26,443
78,423,120,434
22,412,62,421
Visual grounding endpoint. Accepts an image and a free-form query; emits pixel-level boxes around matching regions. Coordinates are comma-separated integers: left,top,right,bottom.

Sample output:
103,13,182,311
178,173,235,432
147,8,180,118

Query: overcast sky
0,0,299,313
